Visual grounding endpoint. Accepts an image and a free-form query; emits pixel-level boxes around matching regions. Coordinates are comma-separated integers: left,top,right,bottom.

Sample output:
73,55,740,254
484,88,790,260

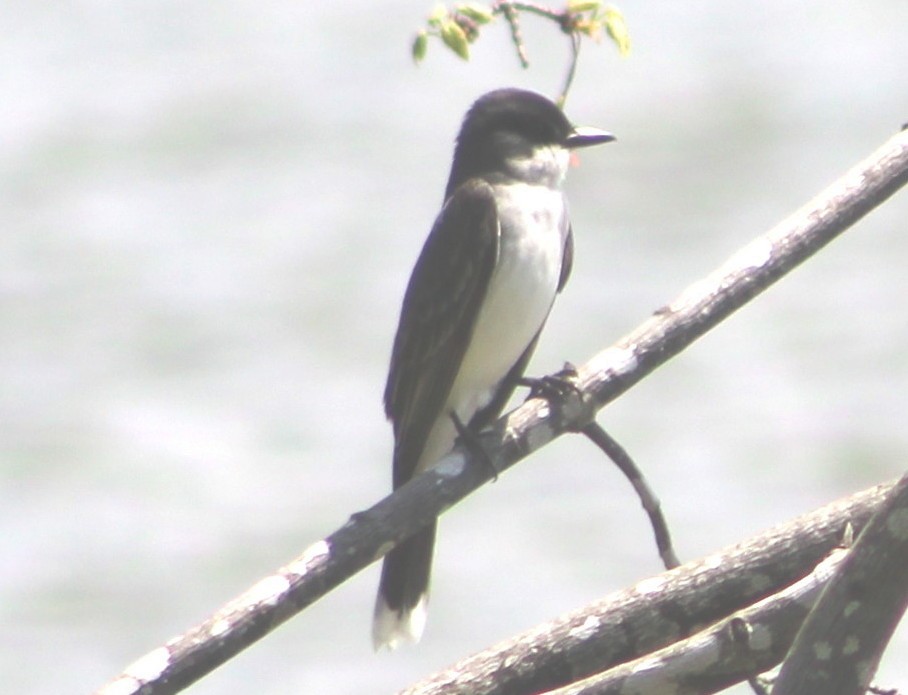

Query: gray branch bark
401,483,893,695
772,472,908,695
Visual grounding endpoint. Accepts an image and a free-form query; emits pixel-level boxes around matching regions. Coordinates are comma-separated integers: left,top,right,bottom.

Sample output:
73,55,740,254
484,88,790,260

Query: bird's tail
372,522,437,651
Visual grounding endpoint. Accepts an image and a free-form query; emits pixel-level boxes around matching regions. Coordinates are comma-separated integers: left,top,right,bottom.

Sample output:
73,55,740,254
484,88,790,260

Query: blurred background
1,1,906,693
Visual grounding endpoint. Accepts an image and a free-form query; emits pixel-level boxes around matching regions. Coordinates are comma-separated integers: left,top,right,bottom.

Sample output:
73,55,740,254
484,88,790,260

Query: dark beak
566,126,616,149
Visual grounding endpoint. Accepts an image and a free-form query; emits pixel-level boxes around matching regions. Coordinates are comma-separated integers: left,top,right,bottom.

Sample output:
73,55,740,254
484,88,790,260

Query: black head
445,88,613,197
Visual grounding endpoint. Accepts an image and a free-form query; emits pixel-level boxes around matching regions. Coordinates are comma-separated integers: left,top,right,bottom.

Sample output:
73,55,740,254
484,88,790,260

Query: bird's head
446,88,614,196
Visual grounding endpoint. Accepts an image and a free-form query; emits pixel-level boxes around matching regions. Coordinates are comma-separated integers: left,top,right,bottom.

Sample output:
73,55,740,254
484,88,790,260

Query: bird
374,87,614,651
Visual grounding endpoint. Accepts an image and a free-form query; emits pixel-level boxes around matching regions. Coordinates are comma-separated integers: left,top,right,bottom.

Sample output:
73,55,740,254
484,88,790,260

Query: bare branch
400,483,892,695
573,126,908,416
543,549,851,695
772,472,908,695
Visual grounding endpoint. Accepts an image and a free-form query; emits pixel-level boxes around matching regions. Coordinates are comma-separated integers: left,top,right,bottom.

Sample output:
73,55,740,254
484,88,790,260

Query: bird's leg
450,412,499,482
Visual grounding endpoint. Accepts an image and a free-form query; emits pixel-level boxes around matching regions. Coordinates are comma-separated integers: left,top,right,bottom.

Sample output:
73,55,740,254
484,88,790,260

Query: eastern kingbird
374,88,614,650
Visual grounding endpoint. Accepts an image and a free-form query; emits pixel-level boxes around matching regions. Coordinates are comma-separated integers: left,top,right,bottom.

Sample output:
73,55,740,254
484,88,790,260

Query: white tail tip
372,594,429,651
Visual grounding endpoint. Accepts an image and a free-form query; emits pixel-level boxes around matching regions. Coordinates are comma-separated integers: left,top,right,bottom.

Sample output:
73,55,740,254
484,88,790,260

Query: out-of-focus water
1,1,906,693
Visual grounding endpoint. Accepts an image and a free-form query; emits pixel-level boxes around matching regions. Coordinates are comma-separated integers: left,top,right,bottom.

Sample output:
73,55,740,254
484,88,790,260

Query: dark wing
384,179,499,487
557,224,573,293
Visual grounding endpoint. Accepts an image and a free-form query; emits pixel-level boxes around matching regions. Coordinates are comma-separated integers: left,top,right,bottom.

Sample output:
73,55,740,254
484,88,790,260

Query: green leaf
440,19,470,60
567,0,603,13
603,5,631,56
412,30,429,63
457,3,494,24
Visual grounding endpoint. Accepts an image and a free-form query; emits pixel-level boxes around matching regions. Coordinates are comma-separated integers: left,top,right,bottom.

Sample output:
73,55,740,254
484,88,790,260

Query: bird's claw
518,362,581,401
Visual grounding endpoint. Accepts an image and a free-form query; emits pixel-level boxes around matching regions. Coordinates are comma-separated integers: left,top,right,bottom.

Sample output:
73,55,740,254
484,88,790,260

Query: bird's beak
566,126,616,149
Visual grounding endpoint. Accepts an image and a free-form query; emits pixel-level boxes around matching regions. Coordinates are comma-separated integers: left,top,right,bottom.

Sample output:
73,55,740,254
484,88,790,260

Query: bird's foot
518,361,581,401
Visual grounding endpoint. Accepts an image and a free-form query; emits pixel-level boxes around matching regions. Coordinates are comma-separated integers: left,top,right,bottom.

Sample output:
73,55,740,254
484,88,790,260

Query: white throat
504,144,570,188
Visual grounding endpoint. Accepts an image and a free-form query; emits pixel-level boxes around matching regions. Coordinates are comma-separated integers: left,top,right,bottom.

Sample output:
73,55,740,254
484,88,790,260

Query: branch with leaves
413,1,630,105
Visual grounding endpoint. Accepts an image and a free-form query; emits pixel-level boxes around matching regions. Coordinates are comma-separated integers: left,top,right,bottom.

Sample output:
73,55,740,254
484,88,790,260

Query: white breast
450,183,567,417
414,182,568,474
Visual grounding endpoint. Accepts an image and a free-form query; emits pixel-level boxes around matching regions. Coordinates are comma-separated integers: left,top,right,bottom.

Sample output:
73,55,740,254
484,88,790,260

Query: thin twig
496,2,530,68
581,421,680,570
492,1,583,101
557,31,582,108
495,1,563,23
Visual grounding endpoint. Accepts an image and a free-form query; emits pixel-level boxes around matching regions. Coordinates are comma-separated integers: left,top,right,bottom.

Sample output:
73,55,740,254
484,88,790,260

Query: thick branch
544,549,850,695
772,472,908,695
94,128,908,695
400,482,893,695
573,126,908,412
